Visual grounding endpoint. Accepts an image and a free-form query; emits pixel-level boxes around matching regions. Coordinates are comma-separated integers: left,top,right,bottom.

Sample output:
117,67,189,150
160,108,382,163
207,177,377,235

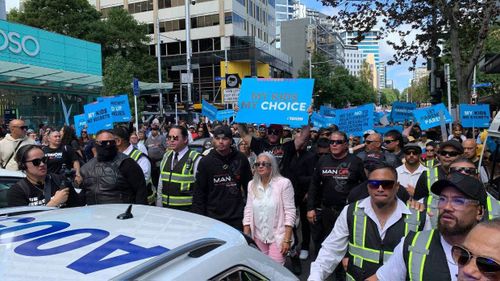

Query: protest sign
73,114,87,137
412,103,453,130
311,112,337,128
97,95,132,123
390,102,416,122
84,100,113,134
202,100,217,120
320,105,336,117
336,104,375,136
235,78,314,127
374,125,403,135
216,109,235,121
459,104,490,128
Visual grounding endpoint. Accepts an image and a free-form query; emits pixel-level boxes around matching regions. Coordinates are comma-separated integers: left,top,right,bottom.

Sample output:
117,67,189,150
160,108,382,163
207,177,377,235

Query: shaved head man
0,119,36,170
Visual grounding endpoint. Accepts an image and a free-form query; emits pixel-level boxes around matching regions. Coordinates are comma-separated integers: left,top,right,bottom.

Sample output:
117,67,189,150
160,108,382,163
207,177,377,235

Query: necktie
173,152,178,168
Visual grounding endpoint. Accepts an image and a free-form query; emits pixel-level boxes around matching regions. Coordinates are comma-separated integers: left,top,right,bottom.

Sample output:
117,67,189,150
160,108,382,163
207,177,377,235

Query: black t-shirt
251,137,295,165
43,145,77,174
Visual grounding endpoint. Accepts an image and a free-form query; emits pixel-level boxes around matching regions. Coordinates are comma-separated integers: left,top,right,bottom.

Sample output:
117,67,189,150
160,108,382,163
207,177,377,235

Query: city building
365,53,379,89
413,67,429,83
340,29,380,67
0,20,102,128
386,79,394,89
344,46,364,77
275,0,297,49
92,0,292,107
378,61,386,89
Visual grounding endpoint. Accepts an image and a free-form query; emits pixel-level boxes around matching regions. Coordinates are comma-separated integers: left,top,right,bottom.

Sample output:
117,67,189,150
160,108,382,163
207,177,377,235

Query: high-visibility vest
486,192,500,220
425,167,440,228
345,200,426,281
424,158,435,168
127,148,155,204
159,150,200,207
403,229,451,281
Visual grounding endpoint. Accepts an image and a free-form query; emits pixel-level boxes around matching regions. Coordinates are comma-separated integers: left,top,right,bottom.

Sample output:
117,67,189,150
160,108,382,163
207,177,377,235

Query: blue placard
374,125,404,135
390,102,416,122
202,100,217,120
311,112,337,128
133,78,140,96
73,114,87,137
97,95,132,123
84,100,113,134
216,109,235,121
412,103,453,130
319,105,336,117
335,104,375,136
235,78,314,127
459,104,490,128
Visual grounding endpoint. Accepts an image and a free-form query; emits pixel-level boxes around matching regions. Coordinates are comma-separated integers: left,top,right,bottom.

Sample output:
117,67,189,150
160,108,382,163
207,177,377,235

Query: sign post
133,78,140,132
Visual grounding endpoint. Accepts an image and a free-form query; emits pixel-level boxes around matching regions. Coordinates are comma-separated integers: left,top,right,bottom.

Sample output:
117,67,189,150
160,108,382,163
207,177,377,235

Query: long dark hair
61,125,78,146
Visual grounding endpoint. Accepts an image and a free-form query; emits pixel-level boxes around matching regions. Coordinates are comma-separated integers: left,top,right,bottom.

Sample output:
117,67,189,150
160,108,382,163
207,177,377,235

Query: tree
380,88,400,105
405,76,431,105
323,0,499,103
102,54,135,96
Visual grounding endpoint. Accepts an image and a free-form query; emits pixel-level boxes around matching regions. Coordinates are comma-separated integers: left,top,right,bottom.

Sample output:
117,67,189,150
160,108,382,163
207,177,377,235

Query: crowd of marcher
0,115,499,281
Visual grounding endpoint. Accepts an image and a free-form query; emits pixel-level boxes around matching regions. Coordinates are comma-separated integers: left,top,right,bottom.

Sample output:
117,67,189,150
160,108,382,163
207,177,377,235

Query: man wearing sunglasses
413,140,464,227
309,164,427,281
0,119,36,171
396,144,427,197
383,130,404,161
356,133,402,168
372,171,486,281
80,130,148,205
455,218,500,281
7,144,81,207
462,139,489,183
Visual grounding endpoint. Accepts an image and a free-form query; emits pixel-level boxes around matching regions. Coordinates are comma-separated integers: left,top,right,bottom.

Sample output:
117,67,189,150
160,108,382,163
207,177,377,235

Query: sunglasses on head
367,180,396,190
267,129,281,135
25,156,48,167
254,162,272,168
167,135,179,141
450,166,478,176
95,140,116,147
329,140,345,145
452,245,500,274
439,150,460,157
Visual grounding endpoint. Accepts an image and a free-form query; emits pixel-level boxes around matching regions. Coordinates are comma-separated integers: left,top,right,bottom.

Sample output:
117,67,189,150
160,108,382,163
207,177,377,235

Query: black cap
439,140,464,154
112,126,130,141
403,143,422,154
317,137,330,148
431,171,487,206
213,125,232,138
363,151,387,172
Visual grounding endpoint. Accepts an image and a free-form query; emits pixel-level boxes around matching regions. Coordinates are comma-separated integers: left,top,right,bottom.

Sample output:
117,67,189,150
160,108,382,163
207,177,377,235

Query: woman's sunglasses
254,162,272,168
452,245,500,274
25,156,48,167
367,180,396,190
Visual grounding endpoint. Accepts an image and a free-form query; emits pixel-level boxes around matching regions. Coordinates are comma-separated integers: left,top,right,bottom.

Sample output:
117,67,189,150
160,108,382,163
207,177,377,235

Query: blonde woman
243,152,296,264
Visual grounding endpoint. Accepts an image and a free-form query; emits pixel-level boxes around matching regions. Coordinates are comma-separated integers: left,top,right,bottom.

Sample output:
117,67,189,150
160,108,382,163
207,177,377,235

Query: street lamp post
156,18,164,118
185,0,192,105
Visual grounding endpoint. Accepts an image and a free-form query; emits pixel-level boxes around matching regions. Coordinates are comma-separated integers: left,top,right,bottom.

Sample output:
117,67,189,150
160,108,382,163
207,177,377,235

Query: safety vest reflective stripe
129,149,142,161
159,150,199,192
408,229,435,281
352,201,367,268
160,173,195,182
346,272,355,281
404,208,421,235
487,194,500,220
161,194,192,206
425,159,434,168
348,243,393,264
426,168,439,228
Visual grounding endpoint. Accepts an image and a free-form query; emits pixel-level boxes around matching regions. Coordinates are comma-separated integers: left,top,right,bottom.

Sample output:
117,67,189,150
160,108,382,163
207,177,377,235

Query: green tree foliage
298,52,376,108
406,77,430,105
380,88,400,106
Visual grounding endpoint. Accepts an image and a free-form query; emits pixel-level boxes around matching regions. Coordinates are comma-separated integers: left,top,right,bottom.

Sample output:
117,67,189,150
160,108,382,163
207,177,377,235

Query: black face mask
96,144,118,162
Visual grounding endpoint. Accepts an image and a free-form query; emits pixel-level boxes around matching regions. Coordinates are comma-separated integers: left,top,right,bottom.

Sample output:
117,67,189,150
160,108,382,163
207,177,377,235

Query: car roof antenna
117,205,134,220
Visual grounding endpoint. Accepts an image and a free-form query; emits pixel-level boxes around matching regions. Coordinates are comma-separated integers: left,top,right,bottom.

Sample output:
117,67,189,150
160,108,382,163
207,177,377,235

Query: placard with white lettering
412,103,453,130
202,100,217,120
235,78,314,127
459,104,490,128
336,104,375,136
320,105,336,117
390,102,416,122
216,109,235,121
311,112,337,128
223,88,240,104
84,100,113,134
97,95,132,123
73,114,87,137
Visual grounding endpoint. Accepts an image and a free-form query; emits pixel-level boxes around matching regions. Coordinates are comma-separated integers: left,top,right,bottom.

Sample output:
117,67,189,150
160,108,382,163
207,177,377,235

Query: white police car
0,204,298,281
0,169,25,208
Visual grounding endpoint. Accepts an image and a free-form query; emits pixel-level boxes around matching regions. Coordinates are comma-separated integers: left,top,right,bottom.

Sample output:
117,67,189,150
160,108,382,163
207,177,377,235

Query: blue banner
459,104,490,128
336,104,375,136
390,102,416,122
235,78,314,127
374,125,403,135
311,112,337,128
84,100,113,134
412,103,453,130
97,94,131,123
73,114,87,137
320,105,336,117
216,109,235,121
202,100,217,120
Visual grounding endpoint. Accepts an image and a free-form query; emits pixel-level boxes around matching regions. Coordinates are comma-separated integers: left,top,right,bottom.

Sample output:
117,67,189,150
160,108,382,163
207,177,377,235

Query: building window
128,0,154,14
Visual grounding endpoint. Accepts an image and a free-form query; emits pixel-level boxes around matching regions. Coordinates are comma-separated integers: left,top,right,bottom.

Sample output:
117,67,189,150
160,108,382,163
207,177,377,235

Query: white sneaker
299,250,309,260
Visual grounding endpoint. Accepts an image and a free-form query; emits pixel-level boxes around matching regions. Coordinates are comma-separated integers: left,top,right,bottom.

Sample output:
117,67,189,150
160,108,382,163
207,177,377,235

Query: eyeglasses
25,156,48,167
167,135,180,141
404,151,420,156
329,140,345,145
452,245,500,274
13,125,28,130
95,140,116,147
384,139,397,144
437,196,479,210
254,162,272,168
367,180,396,190
439,150,460,157
267,129,281,135
81,131,87,134
450,167,478,176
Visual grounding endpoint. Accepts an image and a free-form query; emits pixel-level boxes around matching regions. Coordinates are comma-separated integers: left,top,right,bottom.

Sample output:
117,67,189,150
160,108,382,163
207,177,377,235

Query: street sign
472,82,493,88
225,74,240,88
133,78,139,96
223,88,240,104
181,73,193,84
214,76,223,82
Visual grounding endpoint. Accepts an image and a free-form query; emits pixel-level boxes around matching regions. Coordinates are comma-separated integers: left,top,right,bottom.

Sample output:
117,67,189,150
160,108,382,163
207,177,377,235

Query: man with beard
80,130,148,205
371,171,486,281
192,125,253,230
308,164,427,281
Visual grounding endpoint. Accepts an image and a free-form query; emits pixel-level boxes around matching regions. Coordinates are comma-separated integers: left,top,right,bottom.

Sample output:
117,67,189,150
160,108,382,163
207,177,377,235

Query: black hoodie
192,148,253,223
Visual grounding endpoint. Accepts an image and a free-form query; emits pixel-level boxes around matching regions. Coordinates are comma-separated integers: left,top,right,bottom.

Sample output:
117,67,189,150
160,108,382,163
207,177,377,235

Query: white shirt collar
358,196,412,216
123,144,135,155
402,163,427,174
